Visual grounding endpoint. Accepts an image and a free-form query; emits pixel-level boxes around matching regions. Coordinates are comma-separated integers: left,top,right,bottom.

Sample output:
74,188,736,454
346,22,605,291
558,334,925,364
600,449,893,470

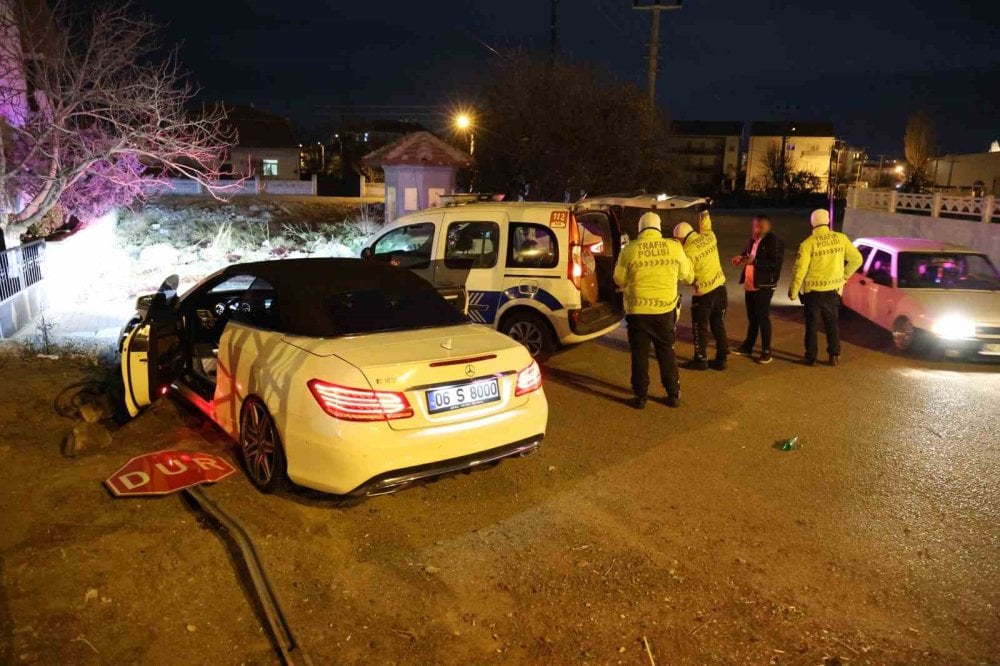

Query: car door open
120,275,186,417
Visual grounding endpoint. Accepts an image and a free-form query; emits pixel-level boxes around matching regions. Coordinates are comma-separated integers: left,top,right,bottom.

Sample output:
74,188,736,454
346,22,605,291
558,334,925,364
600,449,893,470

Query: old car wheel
892,317,915,351
501,312,555,361
240,399,288,493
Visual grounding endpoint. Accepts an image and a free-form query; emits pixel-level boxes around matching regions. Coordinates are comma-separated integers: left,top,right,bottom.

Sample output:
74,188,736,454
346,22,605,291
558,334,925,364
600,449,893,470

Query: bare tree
474,52,679,200
0,0,235,241
903,111,935,188
758,142,793,192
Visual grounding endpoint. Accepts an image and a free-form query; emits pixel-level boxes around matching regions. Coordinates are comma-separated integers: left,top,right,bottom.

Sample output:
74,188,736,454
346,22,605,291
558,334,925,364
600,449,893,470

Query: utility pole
550,0,559,62
633,1,683,110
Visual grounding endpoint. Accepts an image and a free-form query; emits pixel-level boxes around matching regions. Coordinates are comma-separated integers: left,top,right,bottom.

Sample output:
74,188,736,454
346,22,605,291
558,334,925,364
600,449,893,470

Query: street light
454,112,474,155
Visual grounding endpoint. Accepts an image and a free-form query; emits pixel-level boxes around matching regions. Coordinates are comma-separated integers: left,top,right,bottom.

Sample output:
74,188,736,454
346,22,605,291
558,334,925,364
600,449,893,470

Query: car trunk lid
284,324,532,431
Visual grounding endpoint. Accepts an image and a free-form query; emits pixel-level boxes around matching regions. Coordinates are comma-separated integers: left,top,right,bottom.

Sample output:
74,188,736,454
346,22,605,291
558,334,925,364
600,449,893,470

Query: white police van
362,194,707,360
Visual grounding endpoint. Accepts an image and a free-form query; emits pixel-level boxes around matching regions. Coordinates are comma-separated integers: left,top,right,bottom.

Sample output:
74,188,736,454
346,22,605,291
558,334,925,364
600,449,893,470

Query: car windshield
325,283,467,336
897,252,1000,291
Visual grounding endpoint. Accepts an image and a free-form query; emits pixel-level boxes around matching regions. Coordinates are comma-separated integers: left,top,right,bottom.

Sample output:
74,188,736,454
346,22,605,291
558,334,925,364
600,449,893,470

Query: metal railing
848,187,999,223
0,240,46,305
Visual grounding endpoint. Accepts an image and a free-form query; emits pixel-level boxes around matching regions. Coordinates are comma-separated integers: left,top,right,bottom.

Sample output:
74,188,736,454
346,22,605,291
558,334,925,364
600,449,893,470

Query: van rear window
508,223,559,268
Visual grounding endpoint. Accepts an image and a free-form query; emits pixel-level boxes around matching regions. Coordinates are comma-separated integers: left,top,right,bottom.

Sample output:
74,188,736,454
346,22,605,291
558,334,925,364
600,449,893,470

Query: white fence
848,187,999,223
145,176,317,197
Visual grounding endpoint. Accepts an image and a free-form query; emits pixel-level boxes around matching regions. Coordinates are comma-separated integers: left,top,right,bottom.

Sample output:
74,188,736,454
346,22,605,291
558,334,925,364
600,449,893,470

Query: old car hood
902,289,1000,323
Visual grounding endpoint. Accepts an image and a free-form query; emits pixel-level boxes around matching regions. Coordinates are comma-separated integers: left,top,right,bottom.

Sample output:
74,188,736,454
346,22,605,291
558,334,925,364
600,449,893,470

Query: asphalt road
2,210,998,664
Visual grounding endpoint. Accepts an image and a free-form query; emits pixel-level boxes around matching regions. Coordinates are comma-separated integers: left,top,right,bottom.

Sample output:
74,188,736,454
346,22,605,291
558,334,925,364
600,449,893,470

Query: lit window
262,159,278,177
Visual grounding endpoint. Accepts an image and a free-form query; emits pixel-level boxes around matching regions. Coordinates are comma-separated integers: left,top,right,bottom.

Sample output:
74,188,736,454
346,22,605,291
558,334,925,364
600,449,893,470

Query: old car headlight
931,315,976,339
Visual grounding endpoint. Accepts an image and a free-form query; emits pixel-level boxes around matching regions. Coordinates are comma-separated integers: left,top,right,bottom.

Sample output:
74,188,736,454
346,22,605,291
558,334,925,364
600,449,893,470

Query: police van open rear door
120,275,186,417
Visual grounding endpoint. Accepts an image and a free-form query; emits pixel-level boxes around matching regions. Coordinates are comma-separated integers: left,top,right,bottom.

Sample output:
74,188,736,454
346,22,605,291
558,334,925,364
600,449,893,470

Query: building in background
363,132,469,222
927,151,1000,195
220,105,301,181
665,121,743,194
744,121,836,192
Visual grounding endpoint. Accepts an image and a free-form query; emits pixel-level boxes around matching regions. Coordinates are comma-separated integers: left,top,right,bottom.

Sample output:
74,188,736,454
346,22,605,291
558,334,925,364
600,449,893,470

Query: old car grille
975,325,1000,338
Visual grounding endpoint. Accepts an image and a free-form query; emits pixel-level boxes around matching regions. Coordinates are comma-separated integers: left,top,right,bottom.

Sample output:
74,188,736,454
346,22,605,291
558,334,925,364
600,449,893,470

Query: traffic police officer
788,209,864,366
673,210,729,370
613,211,694,409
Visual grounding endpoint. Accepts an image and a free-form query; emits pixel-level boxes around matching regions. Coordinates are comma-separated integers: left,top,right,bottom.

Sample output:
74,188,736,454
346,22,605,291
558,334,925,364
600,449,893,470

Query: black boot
682,358,709,371
628,395,647,410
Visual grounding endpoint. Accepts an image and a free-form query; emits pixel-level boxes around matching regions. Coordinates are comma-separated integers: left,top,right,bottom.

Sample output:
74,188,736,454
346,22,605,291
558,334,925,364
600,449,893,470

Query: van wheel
500,312,556,362
240,398,289,493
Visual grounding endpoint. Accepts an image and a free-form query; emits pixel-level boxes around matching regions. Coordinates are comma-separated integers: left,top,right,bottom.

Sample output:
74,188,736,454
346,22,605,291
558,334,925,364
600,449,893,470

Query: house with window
744,121,836,192
219,105,301,181
665,121,743,194
363,132,469,222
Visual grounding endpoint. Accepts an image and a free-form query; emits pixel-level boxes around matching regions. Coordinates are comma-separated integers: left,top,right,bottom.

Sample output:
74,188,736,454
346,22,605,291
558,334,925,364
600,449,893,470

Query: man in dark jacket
732,215,784,364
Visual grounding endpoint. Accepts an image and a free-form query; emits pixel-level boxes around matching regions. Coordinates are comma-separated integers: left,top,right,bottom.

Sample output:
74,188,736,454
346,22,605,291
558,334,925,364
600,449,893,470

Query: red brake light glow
307,379,413,421
515,361,543,396
567,214,582,289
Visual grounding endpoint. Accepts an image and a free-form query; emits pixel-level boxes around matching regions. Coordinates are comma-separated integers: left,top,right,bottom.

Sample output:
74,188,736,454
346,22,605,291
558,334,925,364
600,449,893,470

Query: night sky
131,0,998,156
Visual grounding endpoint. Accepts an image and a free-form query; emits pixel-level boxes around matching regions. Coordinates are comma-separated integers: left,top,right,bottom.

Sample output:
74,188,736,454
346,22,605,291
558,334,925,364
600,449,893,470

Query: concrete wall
145,176,315,196
844,208,1000,265
0,281,45,338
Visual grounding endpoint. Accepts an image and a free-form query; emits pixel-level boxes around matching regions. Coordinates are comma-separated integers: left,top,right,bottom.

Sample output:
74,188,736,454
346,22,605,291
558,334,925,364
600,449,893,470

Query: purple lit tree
0,0,236,242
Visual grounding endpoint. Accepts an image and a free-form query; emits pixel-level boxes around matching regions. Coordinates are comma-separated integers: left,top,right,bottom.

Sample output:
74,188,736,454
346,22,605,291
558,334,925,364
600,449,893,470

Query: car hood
903,289,1000,323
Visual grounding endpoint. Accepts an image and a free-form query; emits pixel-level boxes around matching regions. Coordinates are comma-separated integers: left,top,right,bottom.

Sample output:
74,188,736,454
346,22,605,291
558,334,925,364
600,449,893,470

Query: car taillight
307,379,413,421
567,214,582,290
515,361,543,396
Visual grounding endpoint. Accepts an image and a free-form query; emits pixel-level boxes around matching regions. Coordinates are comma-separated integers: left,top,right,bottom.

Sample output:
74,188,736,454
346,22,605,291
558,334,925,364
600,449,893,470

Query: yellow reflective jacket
680,212,726,296
788,226,864,297
613,228,694,315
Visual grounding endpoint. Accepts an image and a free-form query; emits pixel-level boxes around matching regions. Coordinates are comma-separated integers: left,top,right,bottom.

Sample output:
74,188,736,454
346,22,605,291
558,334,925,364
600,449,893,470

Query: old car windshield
326,283,467,336
897,252,1000,291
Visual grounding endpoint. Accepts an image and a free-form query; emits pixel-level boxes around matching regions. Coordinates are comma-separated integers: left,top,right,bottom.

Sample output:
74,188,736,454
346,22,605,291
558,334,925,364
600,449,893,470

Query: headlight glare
931,315,975,339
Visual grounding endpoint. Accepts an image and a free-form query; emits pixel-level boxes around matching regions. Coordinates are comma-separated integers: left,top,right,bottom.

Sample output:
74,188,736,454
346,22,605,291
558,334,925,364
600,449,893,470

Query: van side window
371,223,435,269
445,221,499,269
855,244,873,273
508,223,558,269
867,250,893,286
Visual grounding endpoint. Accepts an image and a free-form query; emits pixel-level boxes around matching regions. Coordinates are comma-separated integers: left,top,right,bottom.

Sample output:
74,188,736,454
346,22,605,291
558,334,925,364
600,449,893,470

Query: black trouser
690,285,728,361
802,290,841,360
742,287,775,353
626,311,679,399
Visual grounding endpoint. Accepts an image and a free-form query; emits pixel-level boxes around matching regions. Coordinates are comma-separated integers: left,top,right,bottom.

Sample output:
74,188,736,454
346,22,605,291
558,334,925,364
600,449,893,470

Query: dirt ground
1,330,997,664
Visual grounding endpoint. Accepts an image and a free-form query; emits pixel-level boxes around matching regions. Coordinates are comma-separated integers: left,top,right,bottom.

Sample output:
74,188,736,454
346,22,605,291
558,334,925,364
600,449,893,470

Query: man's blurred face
755,217,772,237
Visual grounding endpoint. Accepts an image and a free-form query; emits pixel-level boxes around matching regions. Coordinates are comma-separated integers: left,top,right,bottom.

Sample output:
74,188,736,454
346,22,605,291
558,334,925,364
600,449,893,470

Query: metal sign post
105,450,312,665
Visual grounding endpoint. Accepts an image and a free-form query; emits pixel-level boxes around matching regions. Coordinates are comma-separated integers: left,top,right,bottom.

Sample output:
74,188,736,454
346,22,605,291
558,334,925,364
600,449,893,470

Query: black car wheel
240,398,288,492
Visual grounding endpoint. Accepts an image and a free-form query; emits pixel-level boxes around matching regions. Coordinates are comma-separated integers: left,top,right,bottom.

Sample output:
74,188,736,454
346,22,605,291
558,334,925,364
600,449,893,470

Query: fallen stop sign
105,450,236,497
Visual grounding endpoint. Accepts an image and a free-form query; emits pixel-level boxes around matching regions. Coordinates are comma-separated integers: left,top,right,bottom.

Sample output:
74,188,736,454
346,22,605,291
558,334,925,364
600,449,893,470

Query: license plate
426,378,500,414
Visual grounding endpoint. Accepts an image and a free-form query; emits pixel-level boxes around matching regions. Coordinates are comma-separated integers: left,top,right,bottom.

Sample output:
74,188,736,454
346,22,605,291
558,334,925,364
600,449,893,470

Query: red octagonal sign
105,450,236,497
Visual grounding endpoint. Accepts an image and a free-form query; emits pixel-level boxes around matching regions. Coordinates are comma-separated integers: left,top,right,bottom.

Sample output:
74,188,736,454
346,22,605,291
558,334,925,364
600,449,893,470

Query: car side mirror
360,247,373,259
